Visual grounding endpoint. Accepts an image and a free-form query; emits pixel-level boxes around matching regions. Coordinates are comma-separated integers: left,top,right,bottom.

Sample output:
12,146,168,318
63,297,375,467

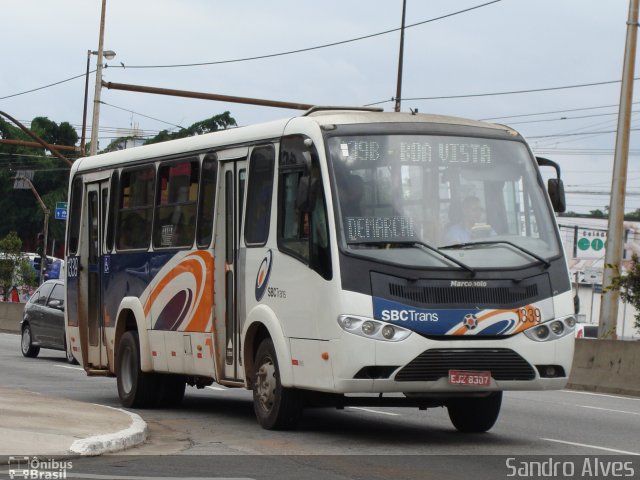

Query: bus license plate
448,370,492,386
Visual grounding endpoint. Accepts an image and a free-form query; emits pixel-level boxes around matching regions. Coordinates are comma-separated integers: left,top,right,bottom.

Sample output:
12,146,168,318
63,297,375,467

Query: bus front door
78,181,109,370
214,159,246,382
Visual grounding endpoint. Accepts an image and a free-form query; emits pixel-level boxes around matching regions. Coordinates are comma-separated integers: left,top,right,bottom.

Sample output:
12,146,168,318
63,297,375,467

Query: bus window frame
116,165,156,252
244,144,276,248
152,157,200,250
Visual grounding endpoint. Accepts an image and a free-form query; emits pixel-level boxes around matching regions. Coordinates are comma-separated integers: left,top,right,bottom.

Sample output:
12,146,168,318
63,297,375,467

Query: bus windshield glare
327,134,561,269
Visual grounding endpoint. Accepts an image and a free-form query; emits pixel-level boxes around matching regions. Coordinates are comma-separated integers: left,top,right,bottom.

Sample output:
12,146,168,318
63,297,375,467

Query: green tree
606,254,640,334
0,231,35,300
143,112,237,145
0,116,77,254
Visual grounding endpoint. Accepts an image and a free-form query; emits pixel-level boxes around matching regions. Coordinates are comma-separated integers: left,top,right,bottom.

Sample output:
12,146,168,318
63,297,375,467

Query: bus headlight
524,316,576,342
338,315,411,342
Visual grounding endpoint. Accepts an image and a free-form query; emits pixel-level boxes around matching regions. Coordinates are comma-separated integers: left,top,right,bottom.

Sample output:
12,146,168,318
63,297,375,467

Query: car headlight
524,316,576,342
337,315,412,342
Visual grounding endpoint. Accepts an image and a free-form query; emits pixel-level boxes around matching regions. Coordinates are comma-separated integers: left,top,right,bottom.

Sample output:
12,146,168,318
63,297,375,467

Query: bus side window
67,176,83,255
245,145,275,246
153,159,199,249
278,136,331,280
196,154,218,248
117,166,155,250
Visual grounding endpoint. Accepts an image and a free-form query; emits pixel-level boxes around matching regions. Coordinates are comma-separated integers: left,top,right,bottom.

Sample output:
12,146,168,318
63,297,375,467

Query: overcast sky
1,0,639,213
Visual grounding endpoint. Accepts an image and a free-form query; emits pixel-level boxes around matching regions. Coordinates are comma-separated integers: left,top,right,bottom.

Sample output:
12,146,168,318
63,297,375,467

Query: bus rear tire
116,331,159,408
447,391,502,433
252,338,302,430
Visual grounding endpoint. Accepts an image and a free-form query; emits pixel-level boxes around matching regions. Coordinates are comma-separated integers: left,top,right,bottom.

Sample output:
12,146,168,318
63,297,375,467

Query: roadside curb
69,406,148,456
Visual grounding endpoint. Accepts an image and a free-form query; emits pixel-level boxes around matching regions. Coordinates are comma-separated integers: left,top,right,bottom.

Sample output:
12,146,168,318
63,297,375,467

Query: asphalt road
2,332,639,479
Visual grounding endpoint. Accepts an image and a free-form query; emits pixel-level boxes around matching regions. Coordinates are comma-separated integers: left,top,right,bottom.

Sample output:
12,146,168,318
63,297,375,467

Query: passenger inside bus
337,172,364,218
445,195,496,243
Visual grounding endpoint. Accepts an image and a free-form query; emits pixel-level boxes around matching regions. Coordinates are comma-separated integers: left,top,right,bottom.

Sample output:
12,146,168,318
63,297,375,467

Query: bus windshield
327,134,561,269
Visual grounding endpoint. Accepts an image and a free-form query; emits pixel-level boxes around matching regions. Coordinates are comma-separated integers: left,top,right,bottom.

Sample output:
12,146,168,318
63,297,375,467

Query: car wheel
447,391,502,433
21,324,40,358
252,338,302,430
116,331,159,408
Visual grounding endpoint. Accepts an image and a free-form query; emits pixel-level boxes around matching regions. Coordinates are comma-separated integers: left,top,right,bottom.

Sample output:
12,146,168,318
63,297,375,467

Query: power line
114,1,503,70
0,1,502,100
0,71,94,100
480,101,640,121
528,127,640,139
100,101,184,129
366,78,639,106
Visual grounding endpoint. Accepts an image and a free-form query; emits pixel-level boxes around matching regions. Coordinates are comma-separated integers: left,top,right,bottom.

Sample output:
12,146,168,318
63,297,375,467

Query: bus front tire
116,331,159,408
447,391,502,433
252,338,302,430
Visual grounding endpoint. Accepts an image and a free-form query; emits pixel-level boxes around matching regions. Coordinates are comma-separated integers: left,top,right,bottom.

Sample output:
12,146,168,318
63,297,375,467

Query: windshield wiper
346,240,476,276
439,240,551,268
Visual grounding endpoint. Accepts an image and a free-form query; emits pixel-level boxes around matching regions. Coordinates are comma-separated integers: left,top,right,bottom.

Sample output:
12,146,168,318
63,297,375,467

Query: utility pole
394,0,407,113
599,0,639,339
89,0,108,156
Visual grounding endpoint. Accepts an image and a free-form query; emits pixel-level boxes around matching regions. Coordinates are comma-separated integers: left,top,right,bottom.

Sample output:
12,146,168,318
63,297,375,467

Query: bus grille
388,283,538,307
394,348,536,382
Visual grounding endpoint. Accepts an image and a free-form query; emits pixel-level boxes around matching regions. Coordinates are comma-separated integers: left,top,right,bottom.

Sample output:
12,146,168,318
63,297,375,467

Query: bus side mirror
536,156,566,213
547,178,566,213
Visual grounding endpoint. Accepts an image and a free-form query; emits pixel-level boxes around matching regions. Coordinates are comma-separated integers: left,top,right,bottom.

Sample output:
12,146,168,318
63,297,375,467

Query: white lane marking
206,385,228,391
348,406,400,416
542,438,640,455
54,364,84,371
562,390,640,401
579,405,640,416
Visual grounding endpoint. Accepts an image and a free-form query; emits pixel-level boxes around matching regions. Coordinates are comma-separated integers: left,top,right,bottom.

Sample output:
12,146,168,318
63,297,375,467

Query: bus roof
71,108,515,174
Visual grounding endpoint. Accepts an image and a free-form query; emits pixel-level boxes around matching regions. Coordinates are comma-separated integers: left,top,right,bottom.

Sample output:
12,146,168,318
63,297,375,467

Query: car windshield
327,133,561,269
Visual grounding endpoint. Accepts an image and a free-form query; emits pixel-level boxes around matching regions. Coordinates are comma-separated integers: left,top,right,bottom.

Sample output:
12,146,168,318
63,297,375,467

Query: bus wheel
116,331,159,408
447,391,502,433
252,338,302,430
21,324,40,358
158,375,186,408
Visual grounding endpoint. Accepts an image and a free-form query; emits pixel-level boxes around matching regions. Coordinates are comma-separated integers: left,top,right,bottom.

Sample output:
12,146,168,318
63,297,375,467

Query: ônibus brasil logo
255,250,273,301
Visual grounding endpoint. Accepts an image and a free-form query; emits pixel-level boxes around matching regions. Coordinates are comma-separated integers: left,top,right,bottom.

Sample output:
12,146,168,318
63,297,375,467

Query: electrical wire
99,101,185,129
113,1,504,69
0,1,502,100
480,101,640,121
0,71,94,100
366,78,639,106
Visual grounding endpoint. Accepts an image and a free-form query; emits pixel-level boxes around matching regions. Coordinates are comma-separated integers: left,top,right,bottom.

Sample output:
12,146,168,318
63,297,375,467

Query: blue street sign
55,208,67,220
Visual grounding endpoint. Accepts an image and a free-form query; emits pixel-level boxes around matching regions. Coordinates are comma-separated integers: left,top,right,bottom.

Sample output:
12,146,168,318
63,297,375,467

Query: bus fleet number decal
517,306,542,324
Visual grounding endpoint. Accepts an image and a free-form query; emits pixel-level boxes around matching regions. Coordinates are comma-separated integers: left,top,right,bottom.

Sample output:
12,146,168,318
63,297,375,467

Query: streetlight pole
82,48,115,156
89,0,108,156
81,49,91,155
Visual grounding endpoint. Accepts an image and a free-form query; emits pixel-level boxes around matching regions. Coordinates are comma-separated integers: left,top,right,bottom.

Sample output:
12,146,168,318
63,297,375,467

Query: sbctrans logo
8,456,72,479
255,250,273,301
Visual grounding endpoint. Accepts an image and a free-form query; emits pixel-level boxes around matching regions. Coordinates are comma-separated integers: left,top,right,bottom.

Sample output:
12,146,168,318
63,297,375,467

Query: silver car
20,279,76,363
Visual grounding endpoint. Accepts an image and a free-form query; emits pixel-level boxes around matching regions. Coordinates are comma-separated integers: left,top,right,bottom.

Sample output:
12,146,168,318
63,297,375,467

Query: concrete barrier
568,338,640,396
0,302,24,333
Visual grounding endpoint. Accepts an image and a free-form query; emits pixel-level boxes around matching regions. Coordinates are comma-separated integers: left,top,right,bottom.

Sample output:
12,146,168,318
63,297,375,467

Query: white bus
65,107,575,432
